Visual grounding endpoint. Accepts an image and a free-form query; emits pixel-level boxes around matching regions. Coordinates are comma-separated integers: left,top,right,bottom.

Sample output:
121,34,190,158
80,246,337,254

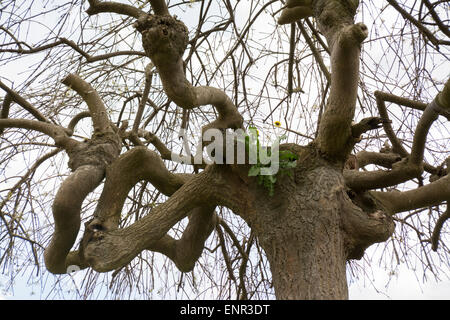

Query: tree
0,0,449,300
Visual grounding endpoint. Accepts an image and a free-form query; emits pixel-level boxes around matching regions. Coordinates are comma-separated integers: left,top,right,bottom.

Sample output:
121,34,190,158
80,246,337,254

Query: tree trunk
240,145,394,299
260,219,348,299
255,165,348,298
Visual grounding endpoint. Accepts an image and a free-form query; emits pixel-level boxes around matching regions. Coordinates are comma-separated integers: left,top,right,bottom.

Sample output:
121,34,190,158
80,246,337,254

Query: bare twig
0,80,49,122
386,0,450,46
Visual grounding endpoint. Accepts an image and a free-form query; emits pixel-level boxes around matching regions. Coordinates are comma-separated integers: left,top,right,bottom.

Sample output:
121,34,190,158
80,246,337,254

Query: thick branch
431,204,450,251
375,90,426,112
81,162,249,273
90,146,190,231
148,206,217,272
313,0,367,160
344,158,422,191
44,165,105,274
371,173,450,214
149,0,169,15
81,146,215,273
375,90,450,120
341,190,395,259
83,166,221,272
355,150,401,169
62,74,112,135
409,100,440,166
0,118,75,148
86,0,146,19
135,15,244,132
278,4,313,25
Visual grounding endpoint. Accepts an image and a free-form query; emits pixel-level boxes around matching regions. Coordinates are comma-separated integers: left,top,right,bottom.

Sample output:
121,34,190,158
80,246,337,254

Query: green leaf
279,150,298,161
257,175,264,185
268,175,277,183
248,127,258,139
282,160,297,169
248,165,261,176
268,184,274,196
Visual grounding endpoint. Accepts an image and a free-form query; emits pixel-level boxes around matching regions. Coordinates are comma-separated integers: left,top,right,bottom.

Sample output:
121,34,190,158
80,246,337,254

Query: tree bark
254,164,349,299
75,0,401,299
231,145,395,299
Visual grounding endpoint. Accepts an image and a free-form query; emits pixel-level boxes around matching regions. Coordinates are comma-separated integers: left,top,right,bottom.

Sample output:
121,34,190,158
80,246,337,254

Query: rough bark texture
3,0,444,300
227,144,394,299
251,153,350,299
134,14,244,133
70,0,396,299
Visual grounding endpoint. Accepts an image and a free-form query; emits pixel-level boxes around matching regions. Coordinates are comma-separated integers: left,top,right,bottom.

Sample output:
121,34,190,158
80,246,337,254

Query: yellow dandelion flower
274,121,281,127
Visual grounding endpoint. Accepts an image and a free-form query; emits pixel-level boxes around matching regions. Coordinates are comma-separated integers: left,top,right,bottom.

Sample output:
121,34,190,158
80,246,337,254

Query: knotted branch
43,74,121,274
82,166,221,272
310,0,368,161
134,14,244,133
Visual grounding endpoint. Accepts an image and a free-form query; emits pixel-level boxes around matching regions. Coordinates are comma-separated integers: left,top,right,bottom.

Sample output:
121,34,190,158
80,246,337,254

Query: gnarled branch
372,173,450,214
62,74,113,135
135,14,244,133
311,0,367,161
86,0,146,19
431,204,450,251
44,165,105,273
78,146,215,273
89,146,191,231
82,166,221,272
0,118,75,148
148,206,217,272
